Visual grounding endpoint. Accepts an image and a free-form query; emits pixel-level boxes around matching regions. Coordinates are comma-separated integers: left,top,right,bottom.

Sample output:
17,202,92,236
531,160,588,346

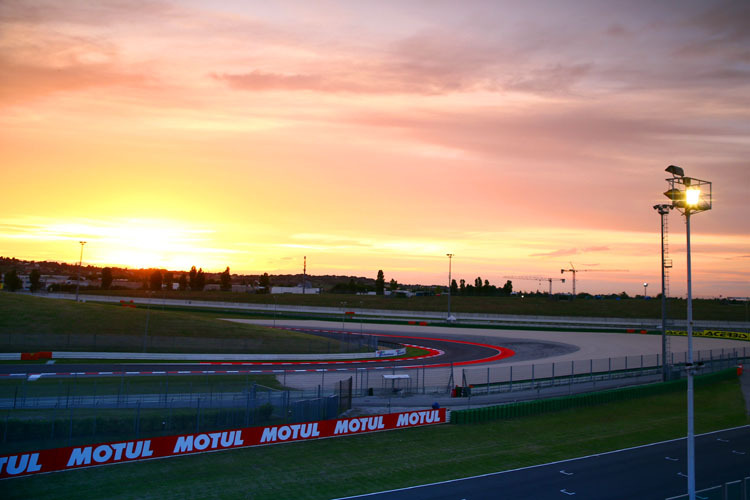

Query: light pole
654,203,673,382
643,282,648,298
75,241,86,302
446,253,455,322
663,164,712,500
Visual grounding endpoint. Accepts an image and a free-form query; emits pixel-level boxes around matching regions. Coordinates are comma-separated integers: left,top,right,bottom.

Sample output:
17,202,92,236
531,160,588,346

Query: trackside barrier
665,477,750,499
450,369,737,424
0,408,446,479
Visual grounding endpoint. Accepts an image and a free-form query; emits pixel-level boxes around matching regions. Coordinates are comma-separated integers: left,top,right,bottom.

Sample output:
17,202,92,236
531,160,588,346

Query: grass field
3,378,747,499
0,293,351,354
79,288,749,321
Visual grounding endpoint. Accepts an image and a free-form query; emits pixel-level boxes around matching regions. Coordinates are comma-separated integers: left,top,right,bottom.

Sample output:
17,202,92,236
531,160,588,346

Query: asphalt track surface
337,426,750,500
0,325,579,379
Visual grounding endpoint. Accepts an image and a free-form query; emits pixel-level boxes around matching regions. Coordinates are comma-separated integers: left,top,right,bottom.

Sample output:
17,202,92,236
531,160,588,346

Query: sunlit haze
1,1,748,297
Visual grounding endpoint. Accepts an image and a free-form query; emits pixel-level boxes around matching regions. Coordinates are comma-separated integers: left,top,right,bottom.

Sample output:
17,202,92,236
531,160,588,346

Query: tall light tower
446,254,455,322
663,164,712,500
643,282,648,298
653,203,673,383
75,241,86,302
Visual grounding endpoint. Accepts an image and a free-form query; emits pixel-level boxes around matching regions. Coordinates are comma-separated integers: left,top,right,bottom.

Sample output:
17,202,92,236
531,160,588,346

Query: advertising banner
0,408,446,479
667,330,749,341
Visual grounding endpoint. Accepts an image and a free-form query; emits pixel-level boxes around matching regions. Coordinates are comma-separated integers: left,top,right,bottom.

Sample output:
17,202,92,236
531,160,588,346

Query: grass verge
0,293,353,354
3,378,747,499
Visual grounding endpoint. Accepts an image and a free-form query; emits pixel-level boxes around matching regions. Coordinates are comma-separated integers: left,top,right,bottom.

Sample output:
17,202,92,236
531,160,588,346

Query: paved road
336,426,750,500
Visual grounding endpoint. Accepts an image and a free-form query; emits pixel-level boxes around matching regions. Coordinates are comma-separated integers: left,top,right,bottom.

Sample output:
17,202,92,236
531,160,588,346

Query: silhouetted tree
149,270,163,291
258,272,271,293
189,266,198,290
220,267,231,291
3,269,22,291
29,269,41,292
101,267,113,289
459,279,465,295
375,270,385,295
502,280,513,296
163,271,174,291
450,279,458,295
195,268,205,291
389,278,398,292
179,273,188,291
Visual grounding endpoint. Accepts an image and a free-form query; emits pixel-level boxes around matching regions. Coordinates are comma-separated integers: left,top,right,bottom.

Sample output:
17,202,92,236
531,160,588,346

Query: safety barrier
450,368,737,424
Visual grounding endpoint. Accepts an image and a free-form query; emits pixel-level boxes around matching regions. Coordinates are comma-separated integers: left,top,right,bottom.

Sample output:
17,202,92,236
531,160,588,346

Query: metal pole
686,209,696,500
75,241,86,302
447,254,453,321
656,204,671,381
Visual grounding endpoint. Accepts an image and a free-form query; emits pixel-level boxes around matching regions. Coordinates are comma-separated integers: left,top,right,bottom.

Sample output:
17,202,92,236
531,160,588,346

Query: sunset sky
1,0,748,297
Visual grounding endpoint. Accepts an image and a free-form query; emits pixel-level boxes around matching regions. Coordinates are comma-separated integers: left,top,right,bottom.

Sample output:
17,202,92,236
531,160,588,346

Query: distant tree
101,267,113,289
450,279,458,296
3,269,22,291
149,270,163,291
29,269,41,292
258,272,271,293
375,270,385,295
389,278,398,292
189,266,198,290
474,277,482,290
220,267,231,291
195,268,206,291
502,280,513,296
459,279,465,295
163,271,174,291
178,273,188,291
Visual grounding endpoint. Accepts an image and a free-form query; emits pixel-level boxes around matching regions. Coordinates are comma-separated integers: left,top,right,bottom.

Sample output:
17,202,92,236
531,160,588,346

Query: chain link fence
461,346,749,396
0,375,352,455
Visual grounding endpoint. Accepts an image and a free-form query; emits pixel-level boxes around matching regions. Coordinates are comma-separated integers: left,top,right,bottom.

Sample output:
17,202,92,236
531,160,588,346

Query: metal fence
665,476,750,499
462,346,750,396
0,376,352,455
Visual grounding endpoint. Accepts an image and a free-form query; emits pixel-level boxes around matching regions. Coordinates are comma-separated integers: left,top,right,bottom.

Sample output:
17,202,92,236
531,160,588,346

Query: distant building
271,286,321,294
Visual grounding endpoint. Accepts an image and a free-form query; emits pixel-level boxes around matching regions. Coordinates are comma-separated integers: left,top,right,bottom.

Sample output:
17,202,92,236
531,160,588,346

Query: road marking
731,450,745,455
27,374,42,381
665,457,679,461
678,472,688,478
560,470,574,476
717,438,729,443
560,489,576,495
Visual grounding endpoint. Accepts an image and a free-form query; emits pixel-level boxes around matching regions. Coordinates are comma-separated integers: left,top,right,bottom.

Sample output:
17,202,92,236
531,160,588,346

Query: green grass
0,293,352,354
3,378,747,499
79,288,749,321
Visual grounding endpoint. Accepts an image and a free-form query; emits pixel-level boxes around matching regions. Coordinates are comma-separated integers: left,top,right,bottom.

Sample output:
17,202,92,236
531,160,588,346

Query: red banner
0,408,446,479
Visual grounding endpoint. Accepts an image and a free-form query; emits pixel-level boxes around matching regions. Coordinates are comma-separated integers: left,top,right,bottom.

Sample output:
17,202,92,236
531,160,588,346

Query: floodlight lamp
664,188,685,207
666,165,684,177
685,187,701,206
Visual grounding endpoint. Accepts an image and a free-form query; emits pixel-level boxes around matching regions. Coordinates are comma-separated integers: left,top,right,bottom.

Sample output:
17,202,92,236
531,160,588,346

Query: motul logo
173,431,244,453
396,410,441,427
67,440,154,467
0,454,42,475
260,423,320,443
334,416,385,435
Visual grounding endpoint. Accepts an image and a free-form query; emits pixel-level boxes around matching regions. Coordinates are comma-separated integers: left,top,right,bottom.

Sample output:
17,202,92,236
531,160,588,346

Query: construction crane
504,276,565,295
560,263,628,296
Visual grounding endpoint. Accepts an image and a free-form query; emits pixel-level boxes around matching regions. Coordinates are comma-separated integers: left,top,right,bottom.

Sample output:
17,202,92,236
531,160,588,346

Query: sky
1,0,748,297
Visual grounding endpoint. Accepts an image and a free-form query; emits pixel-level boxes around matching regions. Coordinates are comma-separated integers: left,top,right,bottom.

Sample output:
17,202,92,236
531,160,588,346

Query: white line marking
717,438,729,442
678,472,688,478
560,489,576,496
330,425,750,500
731,450,745,455
559,470,573,476
27,374,42,381
152,371,166,374
665,457,679,461
99,371,113,375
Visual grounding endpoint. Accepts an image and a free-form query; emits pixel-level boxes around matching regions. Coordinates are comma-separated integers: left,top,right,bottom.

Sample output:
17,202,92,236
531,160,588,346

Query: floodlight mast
663,165,712,500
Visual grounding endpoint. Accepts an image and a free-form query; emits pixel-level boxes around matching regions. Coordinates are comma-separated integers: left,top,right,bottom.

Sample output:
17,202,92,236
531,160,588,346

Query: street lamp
446,254,455,322
643,282,648,298
663,164,712,500
75,241,86,302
